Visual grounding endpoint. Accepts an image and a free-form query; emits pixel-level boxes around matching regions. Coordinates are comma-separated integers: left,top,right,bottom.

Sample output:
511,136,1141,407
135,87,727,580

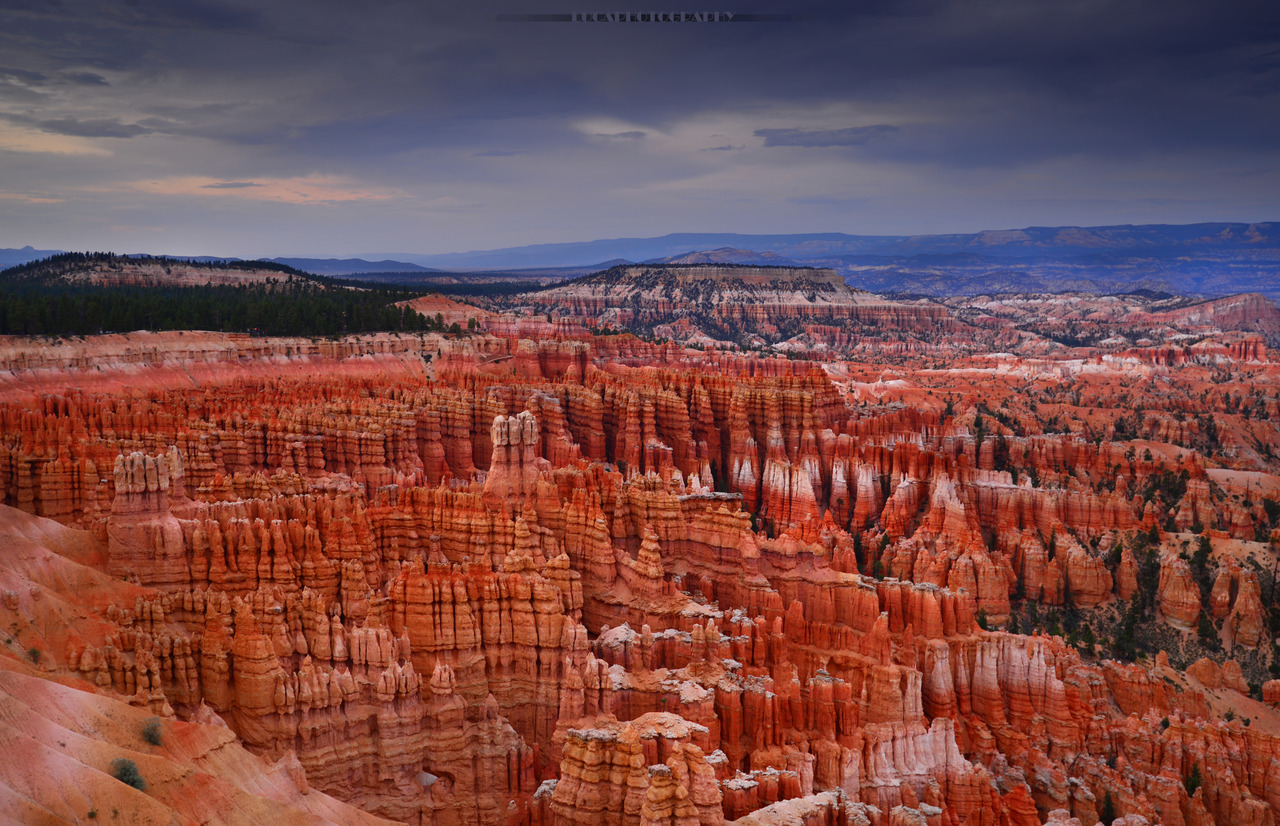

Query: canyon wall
0,328,1278,826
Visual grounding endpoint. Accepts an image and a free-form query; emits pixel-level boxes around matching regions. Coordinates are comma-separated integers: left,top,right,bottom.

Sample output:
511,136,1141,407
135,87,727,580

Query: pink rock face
483,411,552,507
1228,571,1265,649
551,714,723,826
1060,543,1113,607
1157,555,1201,630
2,325,1280,826
107,448,190,589
1115,545,1140,600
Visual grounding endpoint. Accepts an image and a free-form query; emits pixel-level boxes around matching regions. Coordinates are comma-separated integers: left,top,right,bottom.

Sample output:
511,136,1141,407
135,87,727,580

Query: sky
0,0,1278,258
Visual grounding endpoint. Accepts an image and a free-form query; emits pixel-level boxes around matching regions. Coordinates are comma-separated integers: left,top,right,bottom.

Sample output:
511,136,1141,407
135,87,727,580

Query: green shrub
141,717,162,746
110,758,147,791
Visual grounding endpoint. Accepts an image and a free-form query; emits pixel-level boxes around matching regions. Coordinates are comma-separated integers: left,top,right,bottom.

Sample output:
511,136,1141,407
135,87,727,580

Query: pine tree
1185,763,1202,797
1098,790,1116,823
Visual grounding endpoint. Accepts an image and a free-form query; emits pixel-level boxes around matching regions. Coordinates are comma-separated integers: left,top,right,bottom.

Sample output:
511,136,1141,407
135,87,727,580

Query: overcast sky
1,0,1277,257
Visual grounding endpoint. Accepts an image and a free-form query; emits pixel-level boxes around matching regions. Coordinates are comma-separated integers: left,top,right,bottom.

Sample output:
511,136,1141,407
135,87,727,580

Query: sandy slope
0,504,399,826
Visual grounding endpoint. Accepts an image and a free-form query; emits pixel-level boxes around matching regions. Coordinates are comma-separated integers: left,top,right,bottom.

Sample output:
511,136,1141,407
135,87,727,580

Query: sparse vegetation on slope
109,758,147,791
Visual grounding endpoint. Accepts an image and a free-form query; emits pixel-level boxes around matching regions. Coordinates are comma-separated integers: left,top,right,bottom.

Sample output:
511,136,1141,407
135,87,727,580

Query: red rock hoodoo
2,298,1279,826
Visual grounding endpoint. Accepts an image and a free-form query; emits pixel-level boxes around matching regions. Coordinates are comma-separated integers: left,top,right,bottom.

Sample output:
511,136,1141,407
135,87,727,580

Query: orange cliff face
0,326,1278,826
508,264,956,345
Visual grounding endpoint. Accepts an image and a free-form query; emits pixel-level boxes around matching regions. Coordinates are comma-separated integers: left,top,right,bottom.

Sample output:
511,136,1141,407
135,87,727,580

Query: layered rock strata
0,325,1278,826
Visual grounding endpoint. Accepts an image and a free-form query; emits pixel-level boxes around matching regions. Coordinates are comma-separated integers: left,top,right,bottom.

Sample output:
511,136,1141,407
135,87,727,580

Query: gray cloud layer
756,125,900,147
0,0,1277,256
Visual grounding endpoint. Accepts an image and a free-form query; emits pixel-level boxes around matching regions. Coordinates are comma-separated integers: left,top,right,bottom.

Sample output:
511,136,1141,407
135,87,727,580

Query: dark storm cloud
0,0,1278,253
0,66,47,85
7,0,1280,156
35,117,154,138
59,72,110,86
756,125,899,148
0,110,159,138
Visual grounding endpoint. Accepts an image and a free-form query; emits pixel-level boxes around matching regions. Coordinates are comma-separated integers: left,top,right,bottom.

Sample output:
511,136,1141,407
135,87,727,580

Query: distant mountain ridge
0,246,64,269
655,247,802,266
4,220,1277,296
266,257,437,275
374,221,1280,270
